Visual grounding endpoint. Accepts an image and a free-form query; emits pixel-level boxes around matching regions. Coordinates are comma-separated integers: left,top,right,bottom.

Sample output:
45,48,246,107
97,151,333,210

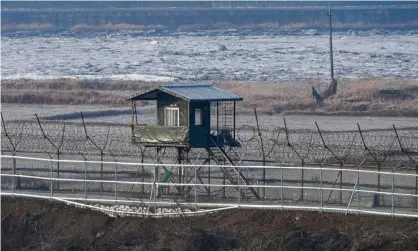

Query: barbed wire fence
1,112,418,207
2,112,417,168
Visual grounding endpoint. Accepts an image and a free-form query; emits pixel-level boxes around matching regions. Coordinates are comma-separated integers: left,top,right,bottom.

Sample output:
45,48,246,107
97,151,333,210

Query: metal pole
320,166,323,212
246,168,249,196
222,172,226,199
357,165,360,214
346,177,359,215
153,163,157,212
50,158,53,197
390,162,403,216
156,148,161,197
141,153,145,194
185,150,189,194
237,165,241,206
301,162,304,201
377,163,381,207
195,166,197,210
114,161,117,201
12,153,16,191
416,167,418,209
254,108,266,199
328,2,334,80
233,101,236,141
84,160,87,201
177,148,183,193
148,164,157,215
216,101,219,145
131,101,134,133
57,151,60,190
392,168,395,216
280,166,283,209
208,155,211,197
340,165,343,205
100,153,104,191
393,125,417,208
134,101,139,125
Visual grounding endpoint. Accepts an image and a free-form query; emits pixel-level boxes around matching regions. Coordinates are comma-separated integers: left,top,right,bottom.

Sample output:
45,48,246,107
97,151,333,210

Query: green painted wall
157,92,189,126
155,92,214,148
189,101,211,148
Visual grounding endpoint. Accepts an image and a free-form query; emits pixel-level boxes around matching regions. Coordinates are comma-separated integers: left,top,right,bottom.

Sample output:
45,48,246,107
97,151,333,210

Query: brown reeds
1,78,417,116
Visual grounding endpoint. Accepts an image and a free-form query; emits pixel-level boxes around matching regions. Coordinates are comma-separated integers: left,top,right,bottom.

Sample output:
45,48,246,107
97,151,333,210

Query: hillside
2,197,418,251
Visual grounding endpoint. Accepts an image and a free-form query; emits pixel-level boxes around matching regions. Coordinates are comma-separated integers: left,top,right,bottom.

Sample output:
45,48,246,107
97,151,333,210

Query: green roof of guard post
127,83,242,149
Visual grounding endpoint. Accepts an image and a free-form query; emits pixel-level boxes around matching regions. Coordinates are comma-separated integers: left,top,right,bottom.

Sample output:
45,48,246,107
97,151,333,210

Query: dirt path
2,197,418,251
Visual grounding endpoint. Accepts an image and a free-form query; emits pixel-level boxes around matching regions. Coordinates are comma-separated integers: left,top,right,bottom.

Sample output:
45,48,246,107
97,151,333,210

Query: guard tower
127,84,241,148
127,83,260,200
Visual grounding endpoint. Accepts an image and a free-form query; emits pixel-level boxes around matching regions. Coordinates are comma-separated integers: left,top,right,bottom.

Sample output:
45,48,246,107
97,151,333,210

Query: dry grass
175,21,418,32
2,78,417,116
70,23,167,32
1,23,56,32
2,89,126,105
3,21,418,32
0,78,149,91
0,78,157,106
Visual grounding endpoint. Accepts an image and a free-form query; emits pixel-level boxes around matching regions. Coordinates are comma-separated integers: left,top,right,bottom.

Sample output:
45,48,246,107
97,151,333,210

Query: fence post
320,165,323,212
100,153,104,190
83,159,87,201
50,158,53,197
114,161,118,201
222,172,226,199
99,126,111,190
208,154,211,197
393,125,418,208
357,123,382,206
284,118,305,201
156,148,161,197
356,167,360,214
57,124,65,191
237,165,241,206
315,122,343,204
254,108,266,199
1,114,25,190
81,113,110,191
319,157,329,212
12,153,16,191
391,162,403,217
35,114,65,191
153,163,157,213
141,151,145,194
56,150,60,190
392,167,395,217
280,166,284,209
195,166,198,211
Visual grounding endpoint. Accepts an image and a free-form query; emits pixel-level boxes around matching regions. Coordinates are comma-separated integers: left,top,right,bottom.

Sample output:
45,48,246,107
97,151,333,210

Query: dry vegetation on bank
2,197,418,251
3,21,418,32
2,78,418,116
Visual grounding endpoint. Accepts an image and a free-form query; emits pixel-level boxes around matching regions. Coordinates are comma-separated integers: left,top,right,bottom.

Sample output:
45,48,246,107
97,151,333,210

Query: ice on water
2,31,418,81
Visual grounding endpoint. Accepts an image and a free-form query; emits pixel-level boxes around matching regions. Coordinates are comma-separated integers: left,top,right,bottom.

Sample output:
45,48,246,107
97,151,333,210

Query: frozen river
1,31,418,82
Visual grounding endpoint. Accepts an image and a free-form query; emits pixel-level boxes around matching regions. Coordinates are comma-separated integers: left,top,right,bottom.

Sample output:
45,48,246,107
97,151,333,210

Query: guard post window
164,107,179,126
195,109,202,125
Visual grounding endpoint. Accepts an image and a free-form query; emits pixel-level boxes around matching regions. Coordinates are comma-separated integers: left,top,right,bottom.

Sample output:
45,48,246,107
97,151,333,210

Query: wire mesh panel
211,101,234,133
